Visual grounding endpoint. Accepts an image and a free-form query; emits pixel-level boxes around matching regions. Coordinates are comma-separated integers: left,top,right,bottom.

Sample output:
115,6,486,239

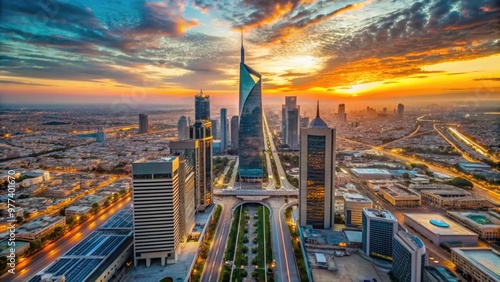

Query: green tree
402,172,410,179
91,202,100,215
448,177,473,189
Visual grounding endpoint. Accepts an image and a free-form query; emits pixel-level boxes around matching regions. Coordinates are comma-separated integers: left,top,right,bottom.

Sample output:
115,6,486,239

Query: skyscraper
175,152,196,243
211,119,218,139
177,116,189,140
397,103,405,119
195,90,210,121
299,102,336,229
238,30,263,183
190,120,213,210
338,104,346,122
132,157,181,267
393,231,427,282
231,115,239,150
362,208,398,260
220,108,228,151
139,113,148,134
282,96,300,149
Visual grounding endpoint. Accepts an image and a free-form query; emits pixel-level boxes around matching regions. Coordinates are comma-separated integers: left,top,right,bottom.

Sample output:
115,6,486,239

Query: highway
201,196,240,282
5,195,131,282
433,124,478,162
267,197,299,282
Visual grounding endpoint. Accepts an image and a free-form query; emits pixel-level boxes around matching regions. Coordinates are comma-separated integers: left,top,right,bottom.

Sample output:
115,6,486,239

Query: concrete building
451,247,500,282
282,96,300,149
350,168,392,179
421,189,491,209
299,102,336,230
361,208,398,260
422,266,460,282
138,114,148,134
176,153,196,243
404,213,478,246
65,205,91,216
338,103,346,122
177,116,189,140
458,162,491,173
392,231,426,282
447,211,500,240
379,184,421,207
343,193,372,227
17,216,66,241
132,157,181,267
189,121,213,210
220,108,228,151
397,103,404,119
230,115,239,150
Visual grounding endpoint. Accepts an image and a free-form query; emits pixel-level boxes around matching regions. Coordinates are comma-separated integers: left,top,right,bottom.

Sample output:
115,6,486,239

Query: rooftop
363,208,397,221
453,247,500,279
423,266,460,282
404,213,477,236
448,211,500,227
343,193,372,203
351,168,391,175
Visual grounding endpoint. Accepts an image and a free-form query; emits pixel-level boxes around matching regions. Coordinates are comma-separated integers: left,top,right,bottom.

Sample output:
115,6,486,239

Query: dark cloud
0,80,51,86
473,78,500,81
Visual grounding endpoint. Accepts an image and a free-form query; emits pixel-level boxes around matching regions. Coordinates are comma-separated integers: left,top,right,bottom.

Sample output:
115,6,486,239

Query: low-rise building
351,168,391,179
451,247,500,282
65,205,91,217
379,184,421,207
423,266,460,282
17,216,66,241
421,189,492,209
447,211,500,240
343,193,372,226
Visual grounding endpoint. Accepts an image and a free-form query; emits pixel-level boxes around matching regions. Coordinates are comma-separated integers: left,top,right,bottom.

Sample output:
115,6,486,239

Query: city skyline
1,0,499,105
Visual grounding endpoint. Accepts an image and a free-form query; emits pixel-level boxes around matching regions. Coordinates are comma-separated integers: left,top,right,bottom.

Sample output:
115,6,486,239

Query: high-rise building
361,208,398,260
393,231,427,282
132,157,181,267
238,30,263,183
195,90,210,121
220,108,228,151
299,102,336,229
231,115,239,150
177,116,189,140
189,120,213,210
300,117,309,128
211,119,218,139
175,153,196,243
343,193,372,226
397,103,405,119
139,113,148,134
282,96,300,149
338,104,346,122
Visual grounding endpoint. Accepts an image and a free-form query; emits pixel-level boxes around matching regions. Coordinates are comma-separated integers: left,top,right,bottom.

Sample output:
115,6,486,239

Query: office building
338,103,346,122
195,90,210,121
210,119,218,139
392,231,427,282
238,31,263,183
139,114,148,134
190,121,213,209
177,116,189,140
171,138,212,211
231,115,239,150
220,108,228,151
213,140,222,155
403,213,478,246
299,102,336,229
447,211,500,240
361,208,398,260
343,193,372,226
132,157,181,267
421,189,490,209
451,247,500,282
300,117,309,128
175,153,196,242
282,96,300,149
397,103,404,119
423,266,460,282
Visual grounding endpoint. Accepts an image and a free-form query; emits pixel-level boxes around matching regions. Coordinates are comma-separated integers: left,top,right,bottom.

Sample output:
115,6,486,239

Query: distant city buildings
282,96,300,149
96,126,105,142
299,102,336,229
230,115,239,150
238,32,263,183
338,103,346,122
220,108,228,151
177,116,189,140
300,117,309,128
362,208,398,260
392,231,427,282
397,103,405,119
138,114,148,134
132,157,181,267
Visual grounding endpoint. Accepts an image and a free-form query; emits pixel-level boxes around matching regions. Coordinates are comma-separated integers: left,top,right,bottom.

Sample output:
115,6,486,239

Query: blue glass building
195,90,210,121
361,208,398,260
238,32,263,183
393,231,426,282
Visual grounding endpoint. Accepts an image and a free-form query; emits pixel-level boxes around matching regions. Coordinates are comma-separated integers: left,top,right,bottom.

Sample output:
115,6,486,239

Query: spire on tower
316,100,320,118
240,27,245,64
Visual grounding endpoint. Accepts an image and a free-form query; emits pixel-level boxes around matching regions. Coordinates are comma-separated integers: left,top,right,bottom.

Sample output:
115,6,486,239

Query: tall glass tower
238,30,263,183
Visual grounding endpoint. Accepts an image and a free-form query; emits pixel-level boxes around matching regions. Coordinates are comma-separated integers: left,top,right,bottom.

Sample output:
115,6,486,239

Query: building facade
299,103,336,229
139,114,148,134
177,116,189,140
220,108,228,151
343,193,372,226
338,104,346,122
195,90,210,121
397,103,404,119
132,157,181,267
282,96,300,149
230,115,239,150
451,247,500,282
361,208,398,260
392,231,427,282
238,34,263,183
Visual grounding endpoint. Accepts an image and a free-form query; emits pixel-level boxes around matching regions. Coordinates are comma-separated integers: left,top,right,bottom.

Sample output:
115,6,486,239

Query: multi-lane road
3,195,131,282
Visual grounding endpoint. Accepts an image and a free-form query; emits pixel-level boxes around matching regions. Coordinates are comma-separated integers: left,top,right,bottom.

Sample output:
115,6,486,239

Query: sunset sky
0,0,499,107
